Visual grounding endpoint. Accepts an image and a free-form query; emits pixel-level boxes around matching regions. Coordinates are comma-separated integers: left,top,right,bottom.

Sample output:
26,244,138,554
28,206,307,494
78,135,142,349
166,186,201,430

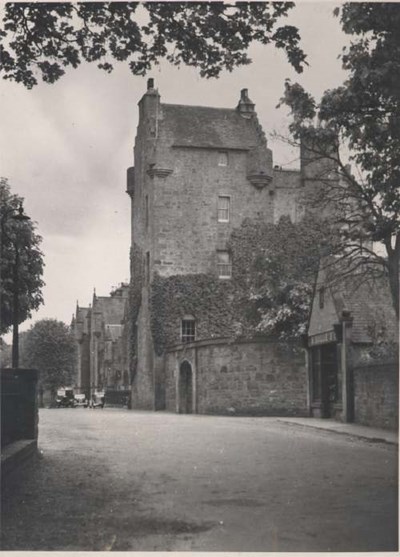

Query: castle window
217,251,232,279
145,251,150,284
218,152,228,167
218,196,230,222
181,316,195,343
145,195,149,229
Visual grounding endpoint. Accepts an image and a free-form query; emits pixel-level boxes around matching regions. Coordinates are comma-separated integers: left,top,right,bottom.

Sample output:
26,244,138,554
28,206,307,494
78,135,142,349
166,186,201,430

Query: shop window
311,346,322,401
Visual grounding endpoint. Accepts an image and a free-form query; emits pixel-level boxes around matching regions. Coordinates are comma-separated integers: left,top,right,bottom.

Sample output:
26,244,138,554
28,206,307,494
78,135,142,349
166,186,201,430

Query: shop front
309,330,343,420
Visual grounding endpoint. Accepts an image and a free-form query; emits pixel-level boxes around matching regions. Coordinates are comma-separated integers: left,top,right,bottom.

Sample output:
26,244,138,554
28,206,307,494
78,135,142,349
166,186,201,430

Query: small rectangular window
218,196,230,222
217,251,232,279
145,195,149,229
145,252,150,284
181,319,195,343
218,152,228,167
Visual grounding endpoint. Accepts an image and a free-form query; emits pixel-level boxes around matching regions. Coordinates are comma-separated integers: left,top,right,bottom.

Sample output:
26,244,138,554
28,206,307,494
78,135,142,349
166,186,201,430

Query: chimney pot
147,78,154,90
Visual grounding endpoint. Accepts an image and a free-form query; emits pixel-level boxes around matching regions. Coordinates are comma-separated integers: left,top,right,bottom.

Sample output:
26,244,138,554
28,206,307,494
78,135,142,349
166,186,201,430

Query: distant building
72,284,130,400
71,305,91,397
126,79,337,415
306,266,398,429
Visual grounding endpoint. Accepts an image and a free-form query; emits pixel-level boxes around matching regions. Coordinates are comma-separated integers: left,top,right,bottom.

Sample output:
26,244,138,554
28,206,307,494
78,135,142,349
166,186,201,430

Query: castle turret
236,89,273,188
300,131,338,183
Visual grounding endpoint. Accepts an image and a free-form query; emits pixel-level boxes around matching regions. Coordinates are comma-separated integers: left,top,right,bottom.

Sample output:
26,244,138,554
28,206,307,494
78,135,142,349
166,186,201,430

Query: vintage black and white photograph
0,0,398,552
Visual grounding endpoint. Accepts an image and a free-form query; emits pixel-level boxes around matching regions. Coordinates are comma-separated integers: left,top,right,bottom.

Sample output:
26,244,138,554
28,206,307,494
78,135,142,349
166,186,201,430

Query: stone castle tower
126,79,335,414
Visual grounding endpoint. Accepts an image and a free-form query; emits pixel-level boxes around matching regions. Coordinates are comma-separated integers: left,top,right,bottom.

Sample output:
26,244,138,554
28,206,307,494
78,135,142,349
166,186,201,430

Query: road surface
1,408,398,551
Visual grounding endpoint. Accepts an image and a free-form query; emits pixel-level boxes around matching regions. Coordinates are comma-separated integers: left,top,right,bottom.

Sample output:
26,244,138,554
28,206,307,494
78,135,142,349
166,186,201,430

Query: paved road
1,408,398,551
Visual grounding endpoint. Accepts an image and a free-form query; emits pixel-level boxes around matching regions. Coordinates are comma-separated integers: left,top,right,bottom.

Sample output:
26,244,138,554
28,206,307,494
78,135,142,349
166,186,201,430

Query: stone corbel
247,173,273,190
147,166,173,178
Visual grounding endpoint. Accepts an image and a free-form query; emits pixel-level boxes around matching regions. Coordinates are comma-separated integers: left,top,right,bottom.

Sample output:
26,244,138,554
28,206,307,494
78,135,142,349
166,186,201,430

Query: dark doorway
321,343,340,418
179,361,193,414
311,343,340,418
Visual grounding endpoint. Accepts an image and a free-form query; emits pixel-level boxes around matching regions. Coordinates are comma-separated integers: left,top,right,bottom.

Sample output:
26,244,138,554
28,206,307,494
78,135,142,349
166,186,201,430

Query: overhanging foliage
0,2,306,88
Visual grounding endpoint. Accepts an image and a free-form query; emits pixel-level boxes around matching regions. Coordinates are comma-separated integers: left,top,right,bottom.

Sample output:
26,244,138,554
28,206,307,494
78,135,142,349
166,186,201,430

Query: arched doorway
179,361,193,414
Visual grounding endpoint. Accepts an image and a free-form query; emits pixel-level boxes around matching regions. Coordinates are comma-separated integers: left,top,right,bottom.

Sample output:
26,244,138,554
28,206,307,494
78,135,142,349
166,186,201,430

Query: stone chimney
138,77,160,138
237,88,255,118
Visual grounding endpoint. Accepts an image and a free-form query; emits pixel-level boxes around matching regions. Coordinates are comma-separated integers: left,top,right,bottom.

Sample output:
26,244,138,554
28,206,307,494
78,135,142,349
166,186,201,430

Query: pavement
1,409,398,552
277,417,398,445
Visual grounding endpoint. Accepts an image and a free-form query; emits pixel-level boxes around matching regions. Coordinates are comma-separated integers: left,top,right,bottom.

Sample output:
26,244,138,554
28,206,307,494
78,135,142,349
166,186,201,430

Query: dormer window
218,152,228,167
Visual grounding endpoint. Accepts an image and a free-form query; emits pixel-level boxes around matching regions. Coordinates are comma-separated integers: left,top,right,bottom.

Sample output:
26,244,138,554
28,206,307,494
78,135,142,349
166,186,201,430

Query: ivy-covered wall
147,217,323,356
150,273,238,356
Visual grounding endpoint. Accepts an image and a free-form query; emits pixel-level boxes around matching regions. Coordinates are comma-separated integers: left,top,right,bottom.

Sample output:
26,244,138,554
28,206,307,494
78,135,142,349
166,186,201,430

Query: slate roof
330,276,397,344
161,103,262,150
76,307,89,322
74,306,91,334
310,264,398,344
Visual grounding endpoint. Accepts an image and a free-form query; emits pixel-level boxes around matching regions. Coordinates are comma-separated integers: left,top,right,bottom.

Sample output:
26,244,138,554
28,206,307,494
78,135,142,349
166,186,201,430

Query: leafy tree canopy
278,2,400,317
0,178,45,334
0,2,306,88
229,216,334,341
20,319,76,392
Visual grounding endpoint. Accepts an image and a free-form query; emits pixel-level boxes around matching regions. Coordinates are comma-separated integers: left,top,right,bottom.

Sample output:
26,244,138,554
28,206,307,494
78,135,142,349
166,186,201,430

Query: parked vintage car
56,388,75,408
74,393,88,408
90,391,105,409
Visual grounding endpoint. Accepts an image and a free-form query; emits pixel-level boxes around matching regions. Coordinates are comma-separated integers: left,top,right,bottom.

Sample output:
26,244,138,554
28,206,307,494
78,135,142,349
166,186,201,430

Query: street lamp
0,201,30,368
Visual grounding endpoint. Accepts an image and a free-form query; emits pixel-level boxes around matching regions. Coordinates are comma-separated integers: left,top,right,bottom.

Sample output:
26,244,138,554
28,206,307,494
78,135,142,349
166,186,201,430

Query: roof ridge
162,103,237,113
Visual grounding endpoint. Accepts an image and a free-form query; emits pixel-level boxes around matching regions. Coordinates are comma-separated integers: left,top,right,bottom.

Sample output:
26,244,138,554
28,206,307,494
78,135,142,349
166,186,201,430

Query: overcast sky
0,1,348,338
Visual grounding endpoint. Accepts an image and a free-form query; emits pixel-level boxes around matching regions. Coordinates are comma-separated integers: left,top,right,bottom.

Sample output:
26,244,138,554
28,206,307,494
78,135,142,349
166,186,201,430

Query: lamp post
0,201,30,369
12,202,31,369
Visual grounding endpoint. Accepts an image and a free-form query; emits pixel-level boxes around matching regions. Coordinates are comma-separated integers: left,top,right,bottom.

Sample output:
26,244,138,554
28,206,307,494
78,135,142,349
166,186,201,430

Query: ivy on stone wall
135,216,331,357
150,273,239,356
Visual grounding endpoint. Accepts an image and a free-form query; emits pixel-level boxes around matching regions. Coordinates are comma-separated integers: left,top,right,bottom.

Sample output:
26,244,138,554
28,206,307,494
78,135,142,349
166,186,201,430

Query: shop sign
309,330,336,346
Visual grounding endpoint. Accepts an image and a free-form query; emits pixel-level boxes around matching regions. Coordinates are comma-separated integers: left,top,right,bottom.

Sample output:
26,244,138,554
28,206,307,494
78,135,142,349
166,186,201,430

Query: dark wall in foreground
1,368,39,447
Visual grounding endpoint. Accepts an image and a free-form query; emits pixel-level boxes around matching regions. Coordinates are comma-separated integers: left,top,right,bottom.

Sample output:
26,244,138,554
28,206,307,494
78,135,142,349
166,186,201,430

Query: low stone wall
353,362,398,430
165,338,308,416
1,368,39,447
1,368,39,480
